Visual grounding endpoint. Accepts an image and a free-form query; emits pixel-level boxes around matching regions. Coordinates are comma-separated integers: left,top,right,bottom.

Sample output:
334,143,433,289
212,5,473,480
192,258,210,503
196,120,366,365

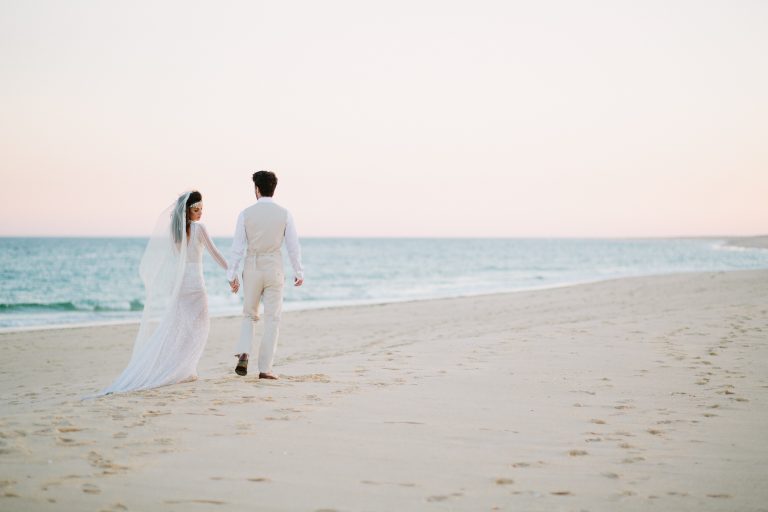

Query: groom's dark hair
252,170,277,197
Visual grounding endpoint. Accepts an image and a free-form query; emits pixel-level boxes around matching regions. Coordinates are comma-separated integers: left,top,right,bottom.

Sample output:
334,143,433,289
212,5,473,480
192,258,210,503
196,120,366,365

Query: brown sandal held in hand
235,355,248,376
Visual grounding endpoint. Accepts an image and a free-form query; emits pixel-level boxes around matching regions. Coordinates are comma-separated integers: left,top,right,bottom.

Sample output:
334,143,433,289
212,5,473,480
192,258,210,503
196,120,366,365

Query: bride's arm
198,223,228,270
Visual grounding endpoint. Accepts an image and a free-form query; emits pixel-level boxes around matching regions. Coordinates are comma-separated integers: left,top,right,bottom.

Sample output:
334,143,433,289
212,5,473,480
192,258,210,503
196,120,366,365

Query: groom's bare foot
235,354,248,376
258,372,278,380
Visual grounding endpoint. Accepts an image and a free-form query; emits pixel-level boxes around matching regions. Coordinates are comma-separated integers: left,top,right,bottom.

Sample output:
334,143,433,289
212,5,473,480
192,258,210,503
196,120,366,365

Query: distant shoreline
725,235,768,250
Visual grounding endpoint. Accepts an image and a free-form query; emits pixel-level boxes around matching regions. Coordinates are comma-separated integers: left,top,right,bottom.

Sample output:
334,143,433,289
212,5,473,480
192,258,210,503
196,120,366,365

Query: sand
1,269,767,511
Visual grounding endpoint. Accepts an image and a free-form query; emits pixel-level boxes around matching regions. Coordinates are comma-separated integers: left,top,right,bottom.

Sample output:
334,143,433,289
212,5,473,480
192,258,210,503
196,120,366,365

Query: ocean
1,237,766,330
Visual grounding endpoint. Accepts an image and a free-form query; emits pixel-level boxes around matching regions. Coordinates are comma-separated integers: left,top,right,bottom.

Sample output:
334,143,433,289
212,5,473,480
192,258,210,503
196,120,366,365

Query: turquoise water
1,237,766,330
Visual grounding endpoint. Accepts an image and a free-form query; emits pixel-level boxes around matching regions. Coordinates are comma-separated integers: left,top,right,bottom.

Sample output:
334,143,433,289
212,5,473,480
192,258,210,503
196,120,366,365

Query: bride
96,191,231,396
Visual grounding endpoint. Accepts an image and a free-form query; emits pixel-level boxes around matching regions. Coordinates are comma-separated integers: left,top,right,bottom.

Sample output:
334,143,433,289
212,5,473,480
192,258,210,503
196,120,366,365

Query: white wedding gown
98,222,227,395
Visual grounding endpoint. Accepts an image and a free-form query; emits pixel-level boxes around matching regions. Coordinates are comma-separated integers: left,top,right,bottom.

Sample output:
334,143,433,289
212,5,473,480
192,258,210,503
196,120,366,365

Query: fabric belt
246,251,281,259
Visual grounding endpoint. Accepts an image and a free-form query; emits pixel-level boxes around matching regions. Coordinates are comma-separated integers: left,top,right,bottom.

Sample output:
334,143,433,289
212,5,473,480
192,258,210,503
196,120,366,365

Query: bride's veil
128,192,191,365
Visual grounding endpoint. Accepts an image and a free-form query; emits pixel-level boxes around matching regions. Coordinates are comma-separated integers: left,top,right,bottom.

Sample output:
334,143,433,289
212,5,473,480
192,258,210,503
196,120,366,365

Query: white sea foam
1,237,767,330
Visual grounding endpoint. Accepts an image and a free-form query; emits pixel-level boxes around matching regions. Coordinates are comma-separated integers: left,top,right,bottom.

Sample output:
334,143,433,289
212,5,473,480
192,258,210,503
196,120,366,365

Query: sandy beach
1,269,767,511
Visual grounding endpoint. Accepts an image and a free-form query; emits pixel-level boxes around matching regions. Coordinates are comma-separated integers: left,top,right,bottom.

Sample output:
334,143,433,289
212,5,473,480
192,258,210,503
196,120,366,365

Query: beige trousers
234,253,284,373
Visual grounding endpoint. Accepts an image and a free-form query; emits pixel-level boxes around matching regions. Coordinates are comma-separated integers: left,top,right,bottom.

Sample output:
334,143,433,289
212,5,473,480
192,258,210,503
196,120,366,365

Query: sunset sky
1,1,766,237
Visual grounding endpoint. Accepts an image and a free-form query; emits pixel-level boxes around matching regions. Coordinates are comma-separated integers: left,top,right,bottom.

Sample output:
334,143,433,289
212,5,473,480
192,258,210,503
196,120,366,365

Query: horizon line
1,234,765,240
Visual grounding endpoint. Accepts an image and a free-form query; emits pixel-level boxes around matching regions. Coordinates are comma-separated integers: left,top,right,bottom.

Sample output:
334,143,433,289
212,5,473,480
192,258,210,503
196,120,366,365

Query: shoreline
0,277,598,334
3,236,767,334
2,264,766,334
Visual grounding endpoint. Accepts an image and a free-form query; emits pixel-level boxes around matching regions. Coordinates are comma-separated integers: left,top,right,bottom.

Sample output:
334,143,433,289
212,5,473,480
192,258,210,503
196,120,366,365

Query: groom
227,171,304,379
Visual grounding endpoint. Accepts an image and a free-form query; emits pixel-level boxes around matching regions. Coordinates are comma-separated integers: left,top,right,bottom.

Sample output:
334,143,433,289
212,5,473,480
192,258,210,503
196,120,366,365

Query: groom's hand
229,278,240,293
294,277,304,287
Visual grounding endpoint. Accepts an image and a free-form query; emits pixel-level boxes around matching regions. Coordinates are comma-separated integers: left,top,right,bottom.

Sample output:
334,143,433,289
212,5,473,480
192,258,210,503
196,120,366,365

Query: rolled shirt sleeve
227,211,246,282
285,210,304,280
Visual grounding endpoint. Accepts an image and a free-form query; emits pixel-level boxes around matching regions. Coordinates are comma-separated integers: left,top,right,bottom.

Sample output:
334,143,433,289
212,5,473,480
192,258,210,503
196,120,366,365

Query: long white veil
89,192,192,397
129,192,191,364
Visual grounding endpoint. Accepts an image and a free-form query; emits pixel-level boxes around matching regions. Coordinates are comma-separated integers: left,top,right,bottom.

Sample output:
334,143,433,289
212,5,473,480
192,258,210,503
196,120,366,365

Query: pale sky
1,0,766,237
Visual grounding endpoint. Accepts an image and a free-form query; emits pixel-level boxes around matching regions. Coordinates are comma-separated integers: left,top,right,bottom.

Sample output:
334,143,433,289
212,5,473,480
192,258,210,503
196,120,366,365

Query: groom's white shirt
227,197,303,282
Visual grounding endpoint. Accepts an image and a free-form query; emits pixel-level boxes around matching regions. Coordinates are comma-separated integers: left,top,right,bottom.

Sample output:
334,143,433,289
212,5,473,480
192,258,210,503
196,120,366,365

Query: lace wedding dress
96,198,227,396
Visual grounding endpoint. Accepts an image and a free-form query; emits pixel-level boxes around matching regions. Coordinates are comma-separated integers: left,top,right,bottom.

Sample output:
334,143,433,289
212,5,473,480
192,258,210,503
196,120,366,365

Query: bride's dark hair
172,191,202,244
185,191,202,237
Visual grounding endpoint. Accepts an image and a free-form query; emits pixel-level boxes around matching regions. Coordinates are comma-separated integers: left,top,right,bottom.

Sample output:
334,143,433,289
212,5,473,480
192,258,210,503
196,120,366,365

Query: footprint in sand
57,437,91,447
165,499,227,505
285,374,331,383
361,480,415,487
57,427,84,433
142,410,170,417
510,461,545,468
276,408,303,414
1,480,19,498
88,451,129,474
81,483,100,494
568,450,588,456
102,504,128,511
426,493,463,502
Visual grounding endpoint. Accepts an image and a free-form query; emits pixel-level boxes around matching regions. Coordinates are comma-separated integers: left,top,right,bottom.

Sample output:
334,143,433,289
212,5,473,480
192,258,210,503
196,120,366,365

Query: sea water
1,237,766,330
